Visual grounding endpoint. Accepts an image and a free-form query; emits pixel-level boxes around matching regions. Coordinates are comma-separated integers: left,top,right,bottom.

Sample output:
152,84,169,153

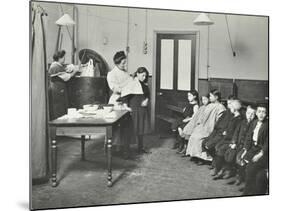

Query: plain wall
38,2,268,80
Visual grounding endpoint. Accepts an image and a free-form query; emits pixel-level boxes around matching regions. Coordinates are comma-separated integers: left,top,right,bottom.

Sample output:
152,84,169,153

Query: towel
121,78,143,97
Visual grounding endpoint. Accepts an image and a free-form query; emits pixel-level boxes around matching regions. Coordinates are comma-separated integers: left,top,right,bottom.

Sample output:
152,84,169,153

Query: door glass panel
178,39,191,91
160,39,174,90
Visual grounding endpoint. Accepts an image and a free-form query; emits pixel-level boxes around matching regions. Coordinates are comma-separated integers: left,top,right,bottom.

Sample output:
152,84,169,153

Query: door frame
151,30,200,131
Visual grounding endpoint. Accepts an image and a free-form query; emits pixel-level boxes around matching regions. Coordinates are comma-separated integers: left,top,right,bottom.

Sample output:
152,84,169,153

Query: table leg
107,138,112,187
104,134,107,155
81,135,86,160
51,139,57,187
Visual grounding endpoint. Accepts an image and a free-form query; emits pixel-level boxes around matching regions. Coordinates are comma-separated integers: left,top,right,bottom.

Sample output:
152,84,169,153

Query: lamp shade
55,14,75,26
193,13,214,25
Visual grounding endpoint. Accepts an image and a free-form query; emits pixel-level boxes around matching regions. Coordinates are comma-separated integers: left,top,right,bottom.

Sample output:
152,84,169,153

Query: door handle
157,92,163,96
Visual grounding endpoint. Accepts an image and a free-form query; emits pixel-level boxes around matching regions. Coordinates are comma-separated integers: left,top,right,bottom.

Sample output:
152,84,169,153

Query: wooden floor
31,134,242,210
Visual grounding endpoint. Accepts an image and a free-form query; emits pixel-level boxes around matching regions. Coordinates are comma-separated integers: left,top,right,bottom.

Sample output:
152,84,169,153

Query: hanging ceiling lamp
193,12,214,81
54,13,76,54
56,14,75,26
193,13,214,25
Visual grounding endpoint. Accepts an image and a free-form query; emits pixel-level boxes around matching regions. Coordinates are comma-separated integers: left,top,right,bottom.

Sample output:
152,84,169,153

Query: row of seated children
172,91,269,196
173,89,225,160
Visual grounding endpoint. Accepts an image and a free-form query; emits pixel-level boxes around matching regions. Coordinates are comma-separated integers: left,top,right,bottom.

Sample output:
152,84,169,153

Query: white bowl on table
83,104,99,112
103,105,113,114
89,105,99,111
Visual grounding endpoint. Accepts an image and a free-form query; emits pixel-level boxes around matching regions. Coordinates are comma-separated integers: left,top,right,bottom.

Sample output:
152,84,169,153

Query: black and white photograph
30,0,269,210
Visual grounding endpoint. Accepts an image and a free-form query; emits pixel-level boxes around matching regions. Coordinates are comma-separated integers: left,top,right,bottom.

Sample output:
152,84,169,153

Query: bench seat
156,114,176,124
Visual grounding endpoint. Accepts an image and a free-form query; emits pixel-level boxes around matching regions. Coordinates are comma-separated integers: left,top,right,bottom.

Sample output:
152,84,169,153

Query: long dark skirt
129,95,150,136
49,79,69,120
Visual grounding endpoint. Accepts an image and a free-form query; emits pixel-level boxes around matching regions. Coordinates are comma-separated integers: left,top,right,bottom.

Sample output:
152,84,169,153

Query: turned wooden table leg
104,134,108,155
107,138,112,187
106,126,113,187
81,135,86,161
51,139,58,187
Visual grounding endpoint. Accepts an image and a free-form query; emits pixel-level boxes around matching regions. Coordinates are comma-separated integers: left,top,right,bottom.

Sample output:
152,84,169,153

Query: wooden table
48,110,130,187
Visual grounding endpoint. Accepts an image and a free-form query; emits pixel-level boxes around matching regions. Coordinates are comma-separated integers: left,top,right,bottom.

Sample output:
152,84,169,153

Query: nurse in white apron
106,51,134,159
107,51,132,105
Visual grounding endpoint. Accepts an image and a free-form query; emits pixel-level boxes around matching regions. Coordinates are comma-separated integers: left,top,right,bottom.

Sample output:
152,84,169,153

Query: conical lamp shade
193,13,214,25
55,14,75,26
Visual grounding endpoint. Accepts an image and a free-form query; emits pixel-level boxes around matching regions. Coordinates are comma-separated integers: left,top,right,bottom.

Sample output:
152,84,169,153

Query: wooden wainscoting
198,78,236,100
198,78,268,104
235,79,268,103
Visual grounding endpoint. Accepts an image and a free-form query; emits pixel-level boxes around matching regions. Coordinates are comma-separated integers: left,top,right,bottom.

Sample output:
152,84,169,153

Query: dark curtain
31,3,48,180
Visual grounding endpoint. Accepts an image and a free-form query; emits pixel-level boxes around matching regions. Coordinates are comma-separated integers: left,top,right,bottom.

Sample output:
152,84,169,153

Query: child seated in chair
201,95,236,163
211,99,243,180
177,94,209,156
172,90,199,152
242,103,268,195
225,104,256,186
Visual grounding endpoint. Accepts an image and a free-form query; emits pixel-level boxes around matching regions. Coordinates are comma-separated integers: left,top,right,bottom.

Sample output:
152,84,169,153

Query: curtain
31,3,48,180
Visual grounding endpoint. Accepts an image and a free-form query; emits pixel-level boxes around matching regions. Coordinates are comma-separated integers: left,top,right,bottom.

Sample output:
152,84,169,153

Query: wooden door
155,33,197,130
